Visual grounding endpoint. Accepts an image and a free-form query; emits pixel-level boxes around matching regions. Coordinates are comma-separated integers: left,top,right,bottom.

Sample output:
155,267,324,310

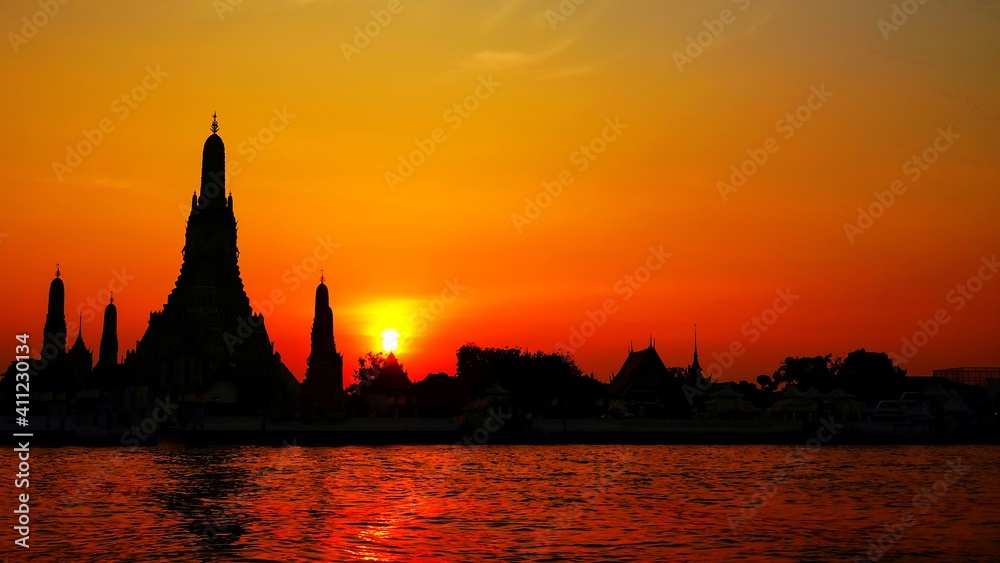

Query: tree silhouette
346,351,384,397
455,344,605,417
772,355,837,391
837,348,906,402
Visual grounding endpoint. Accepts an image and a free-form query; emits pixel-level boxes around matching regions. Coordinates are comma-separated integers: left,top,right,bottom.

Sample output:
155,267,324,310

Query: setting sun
381,328,400,353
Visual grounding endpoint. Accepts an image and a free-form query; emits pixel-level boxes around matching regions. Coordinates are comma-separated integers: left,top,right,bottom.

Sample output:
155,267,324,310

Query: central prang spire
127,115,297,415
200,113,226,208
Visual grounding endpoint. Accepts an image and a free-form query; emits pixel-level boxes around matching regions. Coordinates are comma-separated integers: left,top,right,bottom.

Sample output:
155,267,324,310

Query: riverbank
3,416,998,446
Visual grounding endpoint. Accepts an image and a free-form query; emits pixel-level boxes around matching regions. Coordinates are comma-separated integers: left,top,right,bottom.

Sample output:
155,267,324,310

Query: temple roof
609,345,671,397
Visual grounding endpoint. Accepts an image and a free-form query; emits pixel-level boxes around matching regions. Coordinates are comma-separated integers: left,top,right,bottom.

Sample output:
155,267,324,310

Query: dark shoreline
6,424,999,447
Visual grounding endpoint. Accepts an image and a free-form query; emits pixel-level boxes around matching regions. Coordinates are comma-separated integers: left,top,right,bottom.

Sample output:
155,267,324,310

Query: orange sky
1,0,998,383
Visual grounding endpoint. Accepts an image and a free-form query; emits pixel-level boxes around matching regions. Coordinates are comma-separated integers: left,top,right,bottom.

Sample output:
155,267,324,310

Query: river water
5,445,999,561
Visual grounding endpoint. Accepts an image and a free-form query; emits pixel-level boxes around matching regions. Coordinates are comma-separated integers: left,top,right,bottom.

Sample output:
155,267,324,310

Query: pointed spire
55,263,61,278
320,269,325,284
73,313,85,348
691,323,703,376
200,113,226,207
109,291,114,304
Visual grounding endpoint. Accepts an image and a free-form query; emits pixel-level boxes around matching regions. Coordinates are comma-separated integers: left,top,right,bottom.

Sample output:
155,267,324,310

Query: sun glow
381,328,400,353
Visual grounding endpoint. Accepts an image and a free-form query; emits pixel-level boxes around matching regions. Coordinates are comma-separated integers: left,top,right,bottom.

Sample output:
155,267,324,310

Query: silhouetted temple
42,265,68,365
124,114,298,414
608,341,673,409
97,293,118,369
89,293,127,393
689,325,703,380
68,313,93,385
607,333,705,418
301,272,345,416
34,267,93,398
367,353,413,417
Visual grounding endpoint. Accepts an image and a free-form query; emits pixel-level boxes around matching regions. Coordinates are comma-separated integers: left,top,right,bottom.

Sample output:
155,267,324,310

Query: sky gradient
1,0,998,382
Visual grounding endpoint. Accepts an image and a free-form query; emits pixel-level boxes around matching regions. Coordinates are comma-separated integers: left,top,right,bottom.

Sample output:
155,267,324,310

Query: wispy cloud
465,37,579,71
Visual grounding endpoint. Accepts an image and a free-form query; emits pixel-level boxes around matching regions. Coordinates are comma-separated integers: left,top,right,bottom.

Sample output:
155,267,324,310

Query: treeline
346,344,605,418
761,349,906,403
344,346,935,418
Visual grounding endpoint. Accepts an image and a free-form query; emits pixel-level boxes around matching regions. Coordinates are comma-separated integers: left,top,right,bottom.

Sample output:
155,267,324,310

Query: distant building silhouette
89,293,128,395
689,325,703,380
97,293,119,369
607,341,673,417
67,313,93,384
366,352,412,417
607,334,704,418
42,265,67,364
301,273,344,416
933,367,1000,388
124,114,298,415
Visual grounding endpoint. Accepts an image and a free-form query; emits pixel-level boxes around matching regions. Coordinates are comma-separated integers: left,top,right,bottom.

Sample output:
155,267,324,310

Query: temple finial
55,263,61,278
320,269,325,284
211,112,219,134
109,291,114,304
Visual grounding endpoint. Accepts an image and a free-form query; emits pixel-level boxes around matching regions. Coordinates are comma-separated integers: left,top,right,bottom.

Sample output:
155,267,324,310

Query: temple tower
126,114,298,412
98,293,119,368
42,264,67,359
302,272,344,415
